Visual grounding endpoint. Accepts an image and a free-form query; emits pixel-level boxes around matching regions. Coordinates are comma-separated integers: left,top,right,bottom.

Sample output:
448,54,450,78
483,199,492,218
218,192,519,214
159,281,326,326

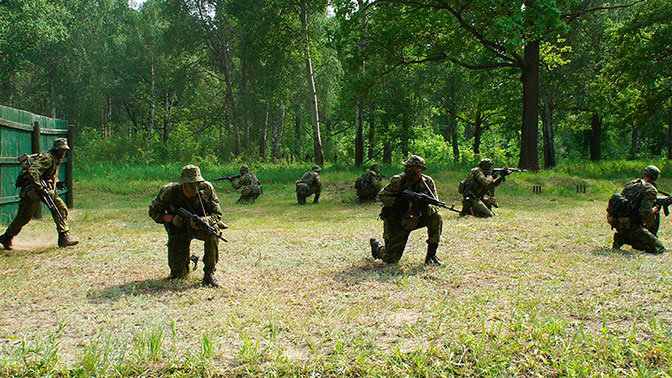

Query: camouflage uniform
460,159,503,218
370,156,443,265
0,138,77,249
296,165,322,205
355,164,383,202
149,165,225,284
612,166,665,254
231,166,262,204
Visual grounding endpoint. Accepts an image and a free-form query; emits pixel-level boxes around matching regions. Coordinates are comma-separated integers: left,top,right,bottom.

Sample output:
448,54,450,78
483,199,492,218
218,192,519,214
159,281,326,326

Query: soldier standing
229,165,262,204
296,165,322,205
0,138,78,249
369,155,443,265
459,158,511,217
355,163,384,203
610,165,665,254
149,165,225,286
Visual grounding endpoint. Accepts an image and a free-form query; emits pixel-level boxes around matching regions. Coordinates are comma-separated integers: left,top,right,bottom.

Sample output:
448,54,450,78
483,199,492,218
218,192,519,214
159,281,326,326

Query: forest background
1,0,670,170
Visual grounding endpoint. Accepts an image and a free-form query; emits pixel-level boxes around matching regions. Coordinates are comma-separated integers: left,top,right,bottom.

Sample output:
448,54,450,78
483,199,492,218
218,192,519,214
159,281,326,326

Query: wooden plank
40,128,69,135
0,195,20,205
0,119,33,131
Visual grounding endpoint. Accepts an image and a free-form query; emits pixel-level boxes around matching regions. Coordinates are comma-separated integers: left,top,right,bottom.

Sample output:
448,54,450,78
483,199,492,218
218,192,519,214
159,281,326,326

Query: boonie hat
312,165,321,172
643,165,660,181
180,165,205,184
402,155,426,170
52,138,70,151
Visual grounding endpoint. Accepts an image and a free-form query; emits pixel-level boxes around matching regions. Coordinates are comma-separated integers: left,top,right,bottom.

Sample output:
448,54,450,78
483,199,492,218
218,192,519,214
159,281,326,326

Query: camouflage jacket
356,170,382,190
23,151,62,191
379,172,440,217
622,179,657,225
149,181,223,225
464,167,503,199
297,171,321,188
232,172,260,190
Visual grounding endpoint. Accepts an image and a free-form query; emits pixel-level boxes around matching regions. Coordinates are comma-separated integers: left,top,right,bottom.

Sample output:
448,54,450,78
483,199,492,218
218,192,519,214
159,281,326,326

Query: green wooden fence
0,105,74,226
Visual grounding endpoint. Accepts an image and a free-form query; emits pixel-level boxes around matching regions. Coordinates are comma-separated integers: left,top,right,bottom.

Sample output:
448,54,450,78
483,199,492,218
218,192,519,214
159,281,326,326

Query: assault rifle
491,168,527,181
38,179,65,224
175,207,228,242
655,189,672,216
213,174,242,182
401,190,460,213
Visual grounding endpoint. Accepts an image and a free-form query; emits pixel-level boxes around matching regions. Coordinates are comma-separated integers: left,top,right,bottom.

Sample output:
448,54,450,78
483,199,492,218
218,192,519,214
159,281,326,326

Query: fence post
32,121,42,219
66,124,74,208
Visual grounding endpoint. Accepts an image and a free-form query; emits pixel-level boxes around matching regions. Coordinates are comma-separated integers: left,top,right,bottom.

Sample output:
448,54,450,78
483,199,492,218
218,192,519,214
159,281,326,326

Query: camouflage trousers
4,189,68,236
296,183,321,204
238,185,262,204
356,186,381,202
461,197,494,218
165,224,219,279
374,212,443,263
614,222,665,254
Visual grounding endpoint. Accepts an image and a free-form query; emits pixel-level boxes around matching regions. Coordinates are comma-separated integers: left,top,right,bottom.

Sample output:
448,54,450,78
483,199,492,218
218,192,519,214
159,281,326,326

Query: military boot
190,255,199,271
612,233,624,249
370,238,382,260
58,232,79,248
425,243,443,265
202,270,222,287
0,234,13,250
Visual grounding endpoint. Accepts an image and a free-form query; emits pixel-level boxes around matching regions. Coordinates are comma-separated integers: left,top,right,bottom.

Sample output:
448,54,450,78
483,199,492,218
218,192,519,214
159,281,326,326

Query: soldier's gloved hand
172,214,185,227
56,181,67,190
36,187,49,198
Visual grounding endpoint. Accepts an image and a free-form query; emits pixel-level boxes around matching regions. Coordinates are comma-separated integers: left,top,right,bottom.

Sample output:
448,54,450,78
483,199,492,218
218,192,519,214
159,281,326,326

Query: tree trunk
162,93,173,144
272,100,286,159
518,40,540,171
149,57,156,139
540,99,556,168
259,103,269,159
222,46,241,156
301,5,324,165
473,115,483,155
589,112,601,161
667,122,672,160
383,142,392,164
630,126,639,160
367,113,375,160
355,100,364,167
294,106,302,158
241,58,250,149
450,113,459,162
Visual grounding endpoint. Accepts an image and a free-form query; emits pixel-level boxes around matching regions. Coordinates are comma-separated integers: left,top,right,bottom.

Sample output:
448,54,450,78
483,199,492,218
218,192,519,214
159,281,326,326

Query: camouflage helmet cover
371,163,381,171
479,158,494,168
402,155,427,170
312,165,321,172
643,165,660,180
180,165,205,184
240,165,249,172
51,138,70,151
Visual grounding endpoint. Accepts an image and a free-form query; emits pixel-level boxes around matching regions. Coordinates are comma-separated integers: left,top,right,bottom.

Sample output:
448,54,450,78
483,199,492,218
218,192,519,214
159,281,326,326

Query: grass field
1,162,671,377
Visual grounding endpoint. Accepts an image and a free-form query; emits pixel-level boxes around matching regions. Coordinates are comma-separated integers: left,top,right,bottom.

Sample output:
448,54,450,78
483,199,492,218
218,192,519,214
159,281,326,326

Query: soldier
459,158,511,217
355,163,384,203
0,138,78,250
229,165,262,204
149,165,225,287
369,155,443,265
296,165,322,205
611,165,665,254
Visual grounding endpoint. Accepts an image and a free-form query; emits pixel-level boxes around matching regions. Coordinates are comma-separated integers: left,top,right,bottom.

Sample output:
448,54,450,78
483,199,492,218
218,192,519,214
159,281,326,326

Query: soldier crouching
369,155,443,265
149,165,226,287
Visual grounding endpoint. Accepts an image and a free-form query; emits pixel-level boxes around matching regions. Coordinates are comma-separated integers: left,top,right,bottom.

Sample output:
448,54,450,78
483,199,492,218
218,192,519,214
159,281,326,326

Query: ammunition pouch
607,215,631,230
400,213,421,230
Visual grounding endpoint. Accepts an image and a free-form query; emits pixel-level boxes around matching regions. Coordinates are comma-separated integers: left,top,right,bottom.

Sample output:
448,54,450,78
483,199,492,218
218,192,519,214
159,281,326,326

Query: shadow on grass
86,278,200,302
336,260,429,283
591,247,638,258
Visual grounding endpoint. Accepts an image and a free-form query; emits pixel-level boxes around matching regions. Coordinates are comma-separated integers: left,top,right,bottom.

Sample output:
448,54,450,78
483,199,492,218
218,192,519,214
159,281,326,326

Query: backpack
458,178,470,194
606,193,631,218
355,175,366,190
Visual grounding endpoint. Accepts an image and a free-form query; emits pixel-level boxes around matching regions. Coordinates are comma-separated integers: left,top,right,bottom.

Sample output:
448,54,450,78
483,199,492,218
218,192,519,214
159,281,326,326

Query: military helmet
402,155,427,170
643,165,660,181
478,158,494,169
240,165,249,172
180,165,205,184
312,165,321,172
51,138,70,151
371,163,380,171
